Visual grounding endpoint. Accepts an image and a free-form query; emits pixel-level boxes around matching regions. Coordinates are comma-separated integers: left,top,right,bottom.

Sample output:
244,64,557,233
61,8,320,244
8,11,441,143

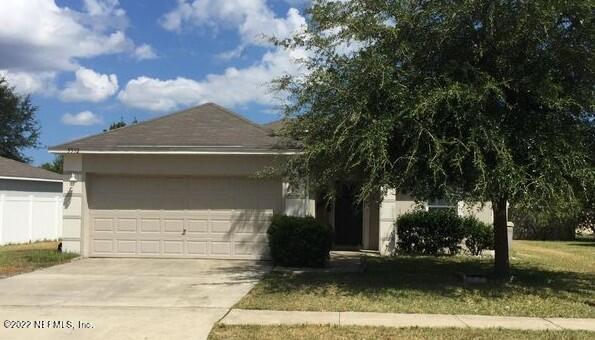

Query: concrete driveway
0,258,269,340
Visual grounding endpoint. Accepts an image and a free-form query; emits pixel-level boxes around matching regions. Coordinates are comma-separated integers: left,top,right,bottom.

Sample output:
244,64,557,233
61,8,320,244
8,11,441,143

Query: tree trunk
492,198,510,278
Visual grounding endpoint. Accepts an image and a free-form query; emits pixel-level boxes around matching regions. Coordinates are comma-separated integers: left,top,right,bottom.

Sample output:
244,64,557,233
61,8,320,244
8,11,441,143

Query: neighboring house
0,156,63,245
49,103,496,259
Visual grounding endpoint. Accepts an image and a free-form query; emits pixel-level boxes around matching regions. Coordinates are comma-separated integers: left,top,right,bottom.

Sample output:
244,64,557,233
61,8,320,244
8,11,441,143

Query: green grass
209,325,594,340
236,240,595,317
0,241,78,277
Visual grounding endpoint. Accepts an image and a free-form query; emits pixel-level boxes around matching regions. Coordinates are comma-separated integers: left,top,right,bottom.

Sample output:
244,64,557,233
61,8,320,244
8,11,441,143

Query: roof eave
48,149,302,155
0,175,63,183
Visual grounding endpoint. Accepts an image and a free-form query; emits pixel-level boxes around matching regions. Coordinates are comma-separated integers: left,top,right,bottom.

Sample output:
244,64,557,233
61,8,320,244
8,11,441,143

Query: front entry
333,184,363,248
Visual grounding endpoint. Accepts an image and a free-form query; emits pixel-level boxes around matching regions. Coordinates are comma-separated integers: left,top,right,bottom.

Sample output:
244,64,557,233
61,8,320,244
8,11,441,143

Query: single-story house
0,156,63,245
50,103,495,258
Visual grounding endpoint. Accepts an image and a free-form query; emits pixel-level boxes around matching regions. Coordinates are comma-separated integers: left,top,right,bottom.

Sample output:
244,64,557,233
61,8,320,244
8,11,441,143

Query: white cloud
133,44,158,60
118,77,203,112
83,0,126,18
0,70,57,95
129,0,308,112
60,67,118,102
61,111,102,126
118,48,305,112
161,0,306,46
216,45,246,61
0,0,148,95
0,0,132,72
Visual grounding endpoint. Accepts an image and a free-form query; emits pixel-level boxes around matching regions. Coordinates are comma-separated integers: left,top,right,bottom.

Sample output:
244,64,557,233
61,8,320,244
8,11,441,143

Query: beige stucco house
50,103,493,259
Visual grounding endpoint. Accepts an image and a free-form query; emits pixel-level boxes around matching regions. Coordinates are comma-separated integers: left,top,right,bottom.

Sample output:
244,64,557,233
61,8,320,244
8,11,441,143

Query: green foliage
267,215,332,267
463,216,494,255
396,210,466,255
103,120,127,132
273,0,594,275
41,155,64,174
396,210,494,255
0,77,39,162
102,117,138,132
237,240,595,317
276,0,594,208
511,206,579,241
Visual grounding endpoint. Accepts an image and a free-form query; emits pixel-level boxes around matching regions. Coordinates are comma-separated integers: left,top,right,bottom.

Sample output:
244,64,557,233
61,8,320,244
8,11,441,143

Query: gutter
49,150,301,155
0,176,62,183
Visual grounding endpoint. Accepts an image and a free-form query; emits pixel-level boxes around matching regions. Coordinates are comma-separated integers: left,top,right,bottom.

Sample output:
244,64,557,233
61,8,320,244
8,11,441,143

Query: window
427,199,457,213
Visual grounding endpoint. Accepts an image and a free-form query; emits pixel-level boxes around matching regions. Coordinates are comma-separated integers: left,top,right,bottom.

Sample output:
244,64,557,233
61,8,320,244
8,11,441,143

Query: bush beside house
510,206,581,241
267,215,332,267
463,217,495,256
396,210,494,255
396,210,465,255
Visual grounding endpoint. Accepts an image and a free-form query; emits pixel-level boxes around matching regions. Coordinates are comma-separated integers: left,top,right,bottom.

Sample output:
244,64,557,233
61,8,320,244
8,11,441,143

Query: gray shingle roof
0,156,62,181
50,103,295,153
262,119,287,133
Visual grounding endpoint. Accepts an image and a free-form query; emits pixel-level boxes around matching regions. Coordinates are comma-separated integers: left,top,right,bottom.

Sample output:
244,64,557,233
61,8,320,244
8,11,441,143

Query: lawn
0,241,78,277
209,325,594,340
236,240,595,318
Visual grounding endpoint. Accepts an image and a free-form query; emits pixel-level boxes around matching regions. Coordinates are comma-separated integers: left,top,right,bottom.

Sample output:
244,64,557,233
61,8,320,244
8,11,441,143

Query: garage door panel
117,240,137,254
163,219,184,233
163,241,184,254
92,239,114,253
139,240,160,255
88,175,279,259
210,241,232,256
93,218,113,232
116,218,137,232
209,210,234,220
230,220,269,234
186,219,208,233
210,220,232,233
140,219,160,232
186,241,208,255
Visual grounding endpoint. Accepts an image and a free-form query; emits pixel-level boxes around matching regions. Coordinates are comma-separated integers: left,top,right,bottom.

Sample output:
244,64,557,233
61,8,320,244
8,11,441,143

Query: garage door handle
182,228,186,236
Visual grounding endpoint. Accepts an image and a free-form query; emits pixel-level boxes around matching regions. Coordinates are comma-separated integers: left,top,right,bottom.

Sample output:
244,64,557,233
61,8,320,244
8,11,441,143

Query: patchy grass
513,240,594,273
0,241,78,277
236,240,595,317
209,325,594,340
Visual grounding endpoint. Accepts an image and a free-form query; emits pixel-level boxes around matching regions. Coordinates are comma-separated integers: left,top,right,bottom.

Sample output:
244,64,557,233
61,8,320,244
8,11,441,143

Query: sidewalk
220,309,595,331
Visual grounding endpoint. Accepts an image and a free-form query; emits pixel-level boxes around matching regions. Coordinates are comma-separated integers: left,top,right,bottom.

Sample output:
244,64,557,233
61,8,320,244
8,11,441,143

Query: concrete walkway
0,259,269,340
221,309,595,331
272,251,367,274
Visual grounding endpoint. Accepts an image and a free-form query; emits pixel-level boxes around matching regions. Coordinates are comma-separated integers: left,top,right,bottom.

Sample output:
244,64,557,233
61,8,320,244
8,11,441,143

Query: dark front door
334,184,363,247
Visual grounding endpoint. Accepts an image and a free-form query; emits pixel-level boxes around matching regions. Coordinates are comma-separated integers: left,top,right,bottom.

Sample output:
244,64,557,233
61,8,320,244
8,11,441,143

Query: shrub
267,214,332,267
510,205,579,241
462,216,494,255
396,210,465,255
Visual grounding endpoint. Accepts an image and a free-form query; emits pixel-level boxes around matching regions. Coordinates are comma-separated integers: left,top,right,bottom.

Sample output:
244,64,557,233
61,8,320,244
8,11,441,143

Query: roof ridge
49,103,286,153
49,103,215,150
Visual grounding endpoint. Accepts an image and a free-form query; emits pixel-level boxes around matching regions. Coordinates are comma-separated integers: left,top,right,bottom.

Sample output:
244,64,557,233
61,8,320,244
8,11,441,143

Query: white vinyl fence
0,191,63,245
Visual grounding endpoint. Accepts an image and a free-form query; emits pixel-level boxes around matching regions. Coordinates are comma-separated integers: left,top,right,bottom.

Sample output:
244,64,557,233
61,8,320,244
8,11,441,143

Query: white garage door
87,175,282,259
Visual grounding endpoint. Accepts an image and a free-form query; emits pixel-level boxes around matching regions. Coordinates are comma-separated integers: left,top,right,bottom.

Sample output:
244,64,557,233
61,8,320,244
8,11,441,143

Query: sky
0,0,310,165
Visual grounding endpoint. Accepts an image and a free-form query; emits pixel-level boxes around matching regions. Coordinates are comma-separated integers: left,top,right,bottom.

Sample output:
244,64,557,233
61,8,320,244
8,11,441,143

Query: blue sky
0,0,309,165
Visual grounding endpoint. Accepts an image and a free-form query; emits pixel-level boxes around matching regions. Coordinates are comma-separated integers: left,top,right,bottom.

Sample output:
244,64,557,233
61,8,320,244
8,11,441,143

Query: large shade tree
276,0,594,277
0,77,39,162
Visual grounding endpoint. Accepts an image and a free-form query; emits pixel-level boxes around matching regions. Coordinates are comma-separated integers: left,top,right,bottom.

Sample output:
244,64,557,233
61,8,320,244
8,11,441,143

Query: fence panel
0,192,63,245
